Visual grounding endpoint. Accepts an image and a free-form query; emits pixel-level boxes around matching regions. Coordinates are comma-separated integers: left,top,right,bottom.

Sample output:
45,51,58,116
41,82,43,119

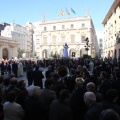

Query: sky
0,0,114,31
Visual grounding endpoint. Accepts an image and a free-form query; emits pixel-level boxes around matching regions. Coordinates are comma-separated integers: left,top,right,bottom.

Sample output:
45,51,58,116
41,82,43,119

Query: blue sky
0,0,114,31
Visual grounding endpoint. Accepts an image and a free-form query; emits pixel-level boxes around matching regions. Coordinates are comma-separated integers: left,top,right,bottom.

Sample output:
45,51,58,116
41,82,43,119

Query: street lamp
84,37,90,55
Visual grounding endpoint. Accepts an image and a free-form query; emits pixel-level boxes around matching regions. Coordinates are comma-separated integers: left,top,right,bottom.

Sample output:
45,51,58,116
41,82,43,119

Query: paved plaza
4,67,48,88
18,67,48,88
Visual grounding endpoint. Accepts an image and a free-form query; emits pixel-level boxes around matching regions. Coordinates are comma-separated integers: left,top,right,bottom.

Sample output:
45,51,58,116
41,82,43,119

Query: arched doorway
80,48,86,57
42,49,48,58
2,48,8,60
69,48,76,57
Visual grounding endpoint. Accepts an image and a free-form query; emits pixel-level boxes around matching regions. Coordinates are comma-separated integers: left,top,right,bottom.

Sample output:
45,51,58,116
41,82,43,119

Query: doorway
2,48,8,60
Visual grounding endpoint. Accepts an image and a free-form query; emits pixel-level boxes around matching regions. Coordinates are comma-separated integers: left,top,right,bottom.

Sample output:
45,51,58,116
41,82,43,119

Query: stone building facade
31,16,99,58
102,0,120,60
0,36,18,59
1,23,32,58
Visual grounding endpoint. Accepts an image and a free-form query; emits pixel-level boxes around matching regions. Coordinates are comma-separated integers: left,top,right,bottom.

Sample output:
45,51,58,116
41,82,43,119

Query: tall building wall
32,16,98,58
102,0,120,60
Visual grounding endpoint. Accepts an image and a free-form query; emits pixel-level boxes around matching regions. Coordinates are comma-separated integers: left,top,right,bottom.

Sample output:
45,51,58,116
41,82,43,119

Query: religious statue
63,43,69,58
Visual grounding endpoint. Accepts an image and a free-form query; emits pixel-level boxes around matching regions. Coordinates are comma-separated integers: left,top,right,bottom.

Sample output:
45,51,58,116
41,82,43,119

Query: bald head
84,92,96,106
86,82,95,92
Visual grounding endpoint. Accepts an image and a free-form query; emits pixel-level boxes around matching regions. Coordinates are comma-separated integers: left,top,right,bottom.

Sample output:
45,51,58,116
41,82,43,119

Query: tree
18,48,24,58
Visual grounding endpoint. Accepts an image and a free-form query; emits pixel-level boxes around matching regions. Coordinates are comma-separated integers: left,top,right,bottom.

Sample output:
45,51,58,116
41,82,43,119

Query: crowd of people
0,57,120,120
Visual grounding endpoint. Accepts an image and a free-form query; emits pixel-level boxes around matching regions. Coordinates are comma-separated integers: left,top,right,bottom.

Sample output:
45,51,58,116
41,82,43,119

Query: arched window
43,36,47,44
70,35,75,43
61,35,66,44
2,48,8,60
52,35,56,44
81,32,86,43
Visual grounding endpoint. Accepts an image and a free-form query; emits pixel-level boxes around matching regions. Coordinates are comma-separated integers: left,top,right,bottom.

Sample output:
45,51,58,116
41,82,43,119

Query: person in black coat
7,61,12,75
100,89,120,116
52,73,67,98
0,61,5,75
23,85,49,120
12,61,18,78
49,89,74,120
82,71,92,86
33,65,44,89
84,91,103,120
45,65,54,79
86,82,104,102
98,71,113,98
26,65,33,86
100,109,120,120
65,68,76,92
6,78,25,107
69,82,86,120
112,71,120,93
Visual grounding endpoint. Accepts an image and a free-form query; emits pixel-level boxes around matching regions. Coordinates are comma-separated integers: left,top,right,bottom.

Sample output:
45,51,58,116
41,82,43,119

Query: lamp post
84,37,90,56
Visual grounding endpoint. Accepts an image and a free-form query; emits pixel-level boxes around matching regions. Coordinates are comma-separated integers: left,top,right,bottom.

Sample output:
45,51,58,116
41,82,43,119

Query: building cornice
33,16,91,25
102,0,120,25
0,36,19,47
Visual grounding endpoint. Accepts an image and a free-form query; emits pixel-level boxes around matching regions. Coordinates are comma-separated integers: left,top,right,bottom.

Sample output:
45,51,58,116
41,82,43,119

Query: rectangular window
81,36,86,43
62,25,65,29
44,27,47,31
71,24,74,29
53,26,56,30
82,23,85,27
99,39,103,42
71,35,75,43
99,43,103,47
43,37,47,44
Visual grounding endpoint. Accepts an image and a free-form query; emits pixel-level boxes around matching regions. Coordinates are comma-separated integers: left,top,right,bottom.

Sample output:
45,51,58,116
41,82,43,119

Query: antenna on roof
13,20,15,24
85,7,90,16
81,7,90,16
41,11,46,22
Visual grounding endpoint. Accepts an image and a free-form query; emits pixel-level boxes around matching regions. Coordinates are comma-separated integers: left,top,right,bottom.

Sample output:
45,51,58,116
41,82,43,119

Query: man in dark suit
33,65,44,89
12,61,18,78
98,71,113,98
49,89,74,120
65,68,76,92
112,71,120,93
100,89,120,116
40,79,56,108
84,92,103,120
45,65,54,79
52,73,67,98
26,65,33,86
7,61,12,75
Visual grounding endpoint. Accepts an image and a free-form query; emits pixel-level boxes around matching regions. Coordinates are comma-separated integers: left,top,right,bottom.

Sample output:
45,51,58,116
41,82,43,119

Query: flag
66,9,70,15
56,10,60,16
60,9,64,16
71,8,76,14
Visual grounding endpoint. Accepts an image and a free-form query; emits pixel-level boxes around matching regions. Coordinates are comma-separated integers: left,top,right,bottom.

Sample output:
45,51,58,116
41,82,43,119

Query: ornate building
30,16,99,58
0,36,18,59
1,23,32,58
102,0,120,60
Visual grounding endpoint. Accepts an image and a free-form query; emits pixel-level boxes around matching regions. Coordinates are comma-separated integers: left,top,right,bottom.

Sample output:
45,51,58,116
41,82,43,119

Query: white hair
84,92,96,106
27,85,41,97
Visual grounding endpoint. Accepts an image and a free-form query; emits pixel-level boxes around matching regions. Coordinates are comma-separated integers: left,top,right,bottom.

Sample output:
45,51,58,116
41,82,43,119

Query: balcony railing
41,41,82,46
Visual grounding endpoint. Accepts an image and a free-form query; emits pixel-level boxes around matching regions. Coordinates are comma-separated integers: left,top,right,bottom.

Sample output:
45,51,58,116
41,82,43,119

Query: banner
71,8,76,14
66,9,70,15
60,9,64,16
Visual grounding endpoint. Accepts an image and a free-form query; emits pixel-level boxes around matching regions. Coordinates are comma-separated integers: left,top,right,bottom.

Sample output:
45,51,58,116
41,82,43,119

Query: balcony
41,41,80,46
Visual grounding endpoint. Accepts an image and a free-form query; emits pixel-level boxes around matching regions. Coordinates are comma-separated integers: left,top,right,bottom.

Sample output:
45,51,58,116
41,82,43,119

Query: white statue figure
63,43,69,58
